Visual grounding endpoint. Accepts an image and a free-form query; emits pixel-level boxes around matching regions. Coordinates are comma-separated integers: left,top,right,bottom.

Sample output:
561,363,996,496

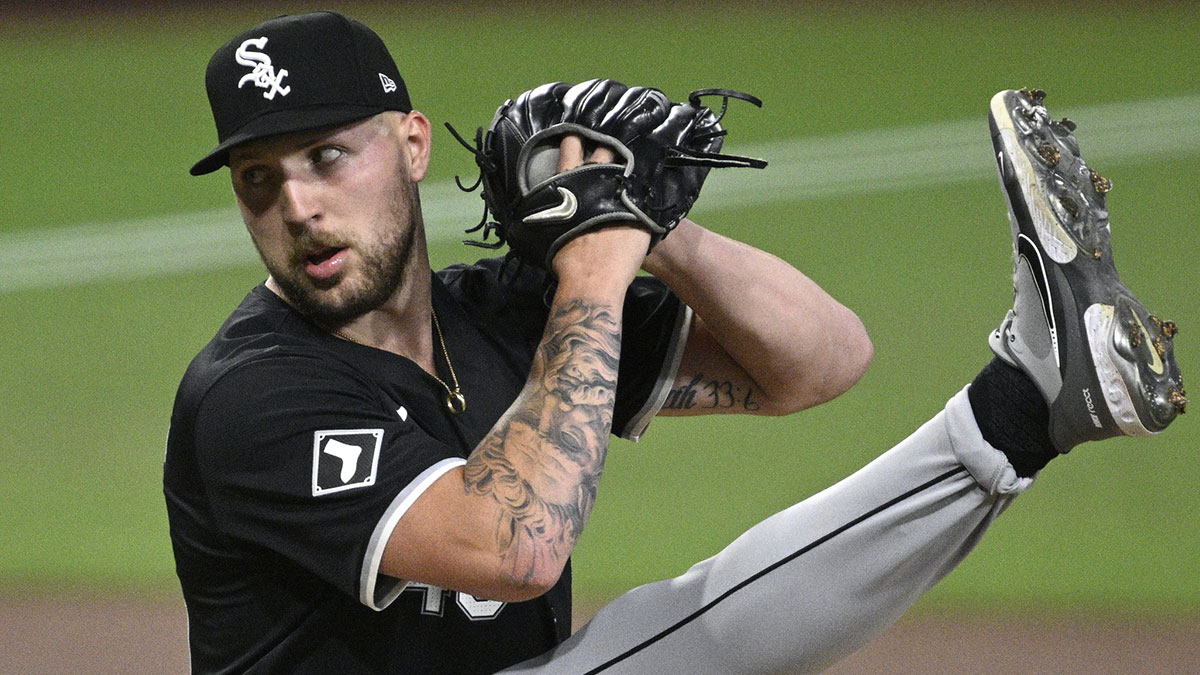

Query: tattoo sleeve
461,298,622,584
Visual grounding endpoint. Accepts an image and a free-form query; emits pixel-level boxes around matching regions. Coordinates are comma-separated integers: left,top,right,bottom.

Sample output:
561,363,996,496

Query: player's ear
394,110,431,182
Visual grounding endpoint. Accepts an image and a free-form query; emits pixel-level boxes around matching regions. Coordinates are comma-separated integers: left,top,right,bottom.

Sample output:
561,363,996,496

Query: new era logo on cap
312,429,383,496
379,73,397,93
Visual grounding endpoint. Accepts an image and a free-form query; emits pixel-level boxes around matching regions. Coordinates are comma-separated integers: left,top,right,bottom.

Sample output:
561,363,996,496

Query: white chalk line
3,94,1198,294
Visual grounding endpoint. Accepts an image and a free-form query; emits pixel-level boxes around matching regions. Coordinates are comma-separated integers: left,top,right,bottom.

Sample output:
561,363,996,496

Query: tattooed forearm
462,299,622,584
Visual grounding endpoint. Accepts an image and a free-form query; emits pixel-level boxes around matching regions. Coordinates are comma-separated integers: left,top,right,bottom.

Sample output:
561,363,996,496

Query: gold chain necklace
429,308,466,415
333,308,466,415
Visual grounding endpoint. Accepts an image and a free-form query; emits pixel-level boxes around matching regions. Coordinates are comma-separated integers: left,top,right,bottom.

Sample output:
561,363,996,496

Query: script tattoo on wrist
462,299,621,584
663,372,760,411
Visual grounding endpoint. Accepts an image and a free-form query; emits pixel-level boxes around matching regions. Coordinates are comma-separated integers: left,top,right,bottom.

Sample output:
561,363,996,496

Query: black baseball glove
446,79,767,271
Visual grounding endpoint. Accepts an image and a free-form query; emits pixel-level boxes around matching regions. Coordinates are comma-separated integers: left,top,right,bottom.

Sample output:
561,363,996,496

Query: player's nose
278,176,323,232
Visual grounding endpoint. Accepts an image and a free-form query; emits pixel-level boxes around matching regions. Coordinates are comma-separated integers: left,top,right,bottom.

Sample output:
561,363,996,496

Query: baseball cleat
987,88,1186,453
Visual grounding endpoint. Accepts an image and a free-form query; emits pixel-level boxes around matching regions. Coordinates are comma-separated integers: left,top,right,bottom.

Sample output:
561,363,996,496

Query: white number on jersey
404,582,506,620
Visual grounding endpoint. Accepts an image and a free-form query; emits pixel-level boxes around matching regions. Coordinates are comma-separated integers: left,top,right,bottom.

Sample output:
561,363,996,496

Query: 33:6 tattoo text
663,373,759,411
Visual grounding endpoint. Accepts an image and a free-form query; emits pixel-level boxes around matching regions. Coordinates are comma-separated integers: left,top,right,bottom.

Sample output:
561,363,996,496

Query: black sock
967,357,1058,477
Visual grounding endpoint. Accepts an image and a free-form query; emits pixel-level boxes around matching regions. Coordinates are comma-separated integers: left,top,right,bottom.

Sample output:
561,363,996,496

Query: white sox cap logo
235,37,291,100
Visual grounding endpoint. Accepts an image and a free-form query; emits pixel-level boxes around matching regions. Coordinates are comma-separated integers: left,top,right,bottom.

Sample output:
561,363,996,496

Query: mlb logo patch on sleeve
312,429,383,496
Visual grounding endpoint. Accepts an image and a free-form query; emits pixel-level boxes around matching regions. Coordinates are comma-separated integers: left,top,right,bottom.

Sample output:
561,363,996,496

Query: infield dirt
3,595,1197,673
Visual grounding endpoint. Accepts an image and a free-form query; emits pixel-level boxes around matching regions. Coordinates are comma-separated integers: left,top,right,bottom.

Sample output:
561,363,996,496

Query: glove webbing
444,87,769,250
670,88,769,169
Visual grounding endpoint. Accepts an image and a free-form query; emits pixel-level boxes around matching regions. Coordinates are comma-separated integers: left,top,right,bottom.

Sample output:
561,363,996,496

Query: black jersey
164,258,689,674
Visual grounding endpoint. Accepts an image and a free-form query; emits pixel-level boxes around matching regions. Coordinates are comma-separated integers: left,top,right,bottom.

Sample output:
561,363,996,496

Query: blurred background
1,1,1196,672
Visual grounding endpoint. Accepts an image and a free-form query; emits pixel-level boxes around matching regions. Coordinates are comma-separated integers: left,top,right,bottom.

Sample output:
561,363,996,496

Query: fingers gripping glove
446,79,767,271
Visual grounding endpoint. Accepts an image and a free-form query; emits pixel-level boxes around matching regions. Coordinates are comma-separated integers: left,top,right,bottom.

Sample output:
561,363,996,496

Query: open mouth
302,246,348,281
307,247,342,266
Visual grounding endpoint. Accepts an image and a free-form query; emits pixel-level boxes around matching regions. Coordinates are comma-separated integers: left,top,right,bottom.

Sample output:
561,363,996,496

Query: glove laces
444,122,505,249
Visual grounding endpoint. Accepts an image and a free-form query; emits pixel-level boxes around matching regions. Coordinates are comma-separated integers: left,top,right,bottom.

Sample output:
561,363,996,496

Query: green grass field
2,1,1197,621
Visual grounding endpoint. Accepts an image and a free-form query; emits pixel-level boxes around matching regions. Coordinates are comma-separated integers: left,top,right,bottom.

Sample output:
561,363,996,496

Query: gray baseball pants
502,387,1033,674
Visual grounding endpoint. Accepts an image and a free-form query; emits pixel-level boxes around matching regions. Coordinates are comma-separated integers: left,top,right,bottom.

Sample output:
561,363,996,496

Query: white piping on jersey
623,304,693,442
360,456,466,611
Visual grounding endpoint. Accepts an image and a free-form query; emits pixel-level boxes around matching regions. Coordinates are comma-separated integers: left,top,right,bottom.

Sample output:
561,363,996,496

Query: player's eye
239,166,271,187
311,146,344,165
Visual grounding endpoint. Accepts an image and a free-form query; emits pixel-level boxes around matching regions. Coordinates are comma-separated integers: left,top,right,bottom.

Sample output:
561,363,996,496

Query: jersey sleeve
441,259,690,443
612,276,692,440
191,351,462,611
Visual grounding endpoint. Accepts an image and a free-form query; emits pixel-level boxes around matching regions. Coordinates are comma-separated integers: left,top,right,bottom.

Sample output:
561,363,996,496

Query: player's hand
550,134,652,292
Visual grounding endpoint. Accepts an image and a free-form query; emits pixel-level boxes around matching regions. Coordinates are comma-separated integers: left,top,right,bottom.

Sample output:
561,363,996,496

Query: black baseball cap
191,11,412,176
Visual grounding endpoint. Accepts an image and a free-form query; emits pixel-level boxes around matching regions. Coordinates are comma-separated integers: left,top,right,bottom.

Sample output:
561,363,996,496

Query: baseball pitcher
164,11,1185,674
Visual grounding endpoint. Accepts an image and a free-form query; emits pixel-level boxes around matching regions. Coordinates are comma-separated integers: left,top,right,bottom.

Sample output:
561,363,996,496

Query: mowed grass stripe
3,94,1197,294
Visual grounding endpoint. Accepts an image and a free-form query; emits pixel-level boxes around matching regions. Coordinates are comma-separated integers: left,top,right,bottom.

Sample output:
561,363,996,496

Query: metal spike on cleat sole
1037,143,1061,165
1060,195,1080,219
1020,88,1047,103
1153,336,1168,359
1148,315,1176,337
1090,170,1112,194
1168,388,1188,414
